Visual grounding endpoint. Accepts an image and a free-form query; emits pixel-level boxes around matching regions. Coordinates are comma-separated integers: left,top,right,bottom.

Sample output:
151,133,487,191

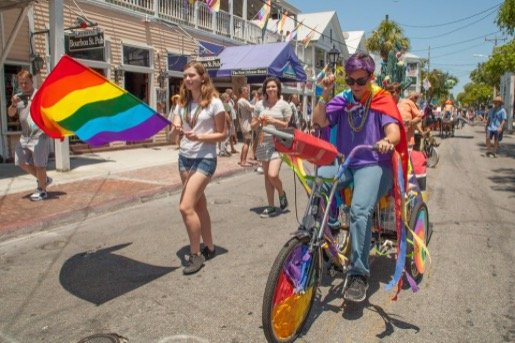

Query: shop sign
68,29,104,52
196,56,221,69
231,68,268,76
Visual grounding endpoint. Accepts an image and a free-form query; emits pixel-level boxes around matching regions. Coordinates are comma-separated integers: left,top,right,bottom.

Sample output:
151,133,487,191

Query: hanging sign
68,29,105,52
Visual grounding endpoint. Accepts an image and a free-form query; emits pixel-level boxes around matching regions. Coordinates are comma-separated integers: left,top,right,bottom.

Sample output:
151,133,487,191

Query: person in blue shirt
485,96,507,157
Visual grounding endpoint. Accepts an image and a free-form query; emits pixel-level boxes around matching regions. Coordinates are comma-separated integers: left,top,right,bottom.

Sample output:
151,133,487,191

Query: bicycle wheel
262,236,319,343
405,202,429,284
426,146,439,168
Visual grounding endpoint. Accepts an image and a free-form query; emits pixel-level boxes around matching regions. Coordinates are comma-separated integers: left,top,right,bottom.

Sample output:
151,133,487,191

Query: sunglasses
345,76,369,86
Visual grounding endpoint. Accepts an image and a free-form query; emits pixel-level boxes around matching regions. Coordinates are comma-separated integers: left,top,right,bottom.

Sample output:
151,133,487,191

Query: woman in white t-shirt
251,76,292,218
171,62,227,275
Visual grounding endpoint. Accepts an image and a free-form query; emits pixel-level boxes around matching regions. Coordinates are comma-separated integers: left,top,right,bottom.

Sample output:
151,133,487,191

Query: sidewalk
0,144,254,241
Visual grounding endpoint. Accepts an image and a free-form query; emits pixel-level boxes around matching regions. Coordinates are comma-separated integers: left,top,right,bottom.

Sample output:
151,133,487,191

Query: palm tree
366,18,410,88
366,18,410,57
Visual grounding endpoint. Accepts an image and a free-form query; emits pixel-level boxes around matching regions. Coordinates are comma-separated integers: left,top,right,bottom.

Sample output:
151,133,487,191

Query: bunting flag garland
205,0,220,13
276,11,288,34
30,55,170,146
286,19,304,42
302,25,318,48
256,0,271,29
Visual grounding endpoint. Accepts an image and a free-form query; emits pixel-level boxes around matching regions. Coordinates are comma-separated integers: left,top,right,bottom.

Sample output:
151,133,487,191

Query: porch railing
103,0,280,44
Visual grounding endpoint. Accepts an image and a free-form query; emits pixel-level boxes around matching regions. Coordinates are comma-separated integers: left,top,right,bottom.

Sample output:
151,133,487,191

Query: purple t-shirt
326,92,398,168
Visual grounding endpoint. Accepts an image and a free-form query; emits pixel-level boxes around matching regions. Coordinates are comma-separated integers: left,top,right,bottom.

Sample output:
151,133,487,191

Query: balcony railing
102,0,280,44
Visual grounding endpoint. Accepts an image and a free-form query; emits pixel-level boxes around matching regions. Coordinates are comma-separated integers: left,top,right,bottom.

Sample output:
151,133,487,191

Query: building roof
344,31,366,54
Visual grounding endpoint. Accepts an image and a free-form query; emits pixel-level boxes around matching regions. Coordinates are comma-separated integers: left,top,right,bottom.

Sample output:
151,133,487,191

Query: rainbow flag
302,25,318,48
286,19,304,42
205,0,219,13
30,55,170,146
276,11,288,34
256,0,271,29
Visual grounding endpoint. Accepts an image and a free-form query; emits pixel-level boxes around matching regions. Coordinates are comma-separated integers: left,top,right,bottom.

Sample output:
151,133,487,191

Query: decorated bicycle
261,52,431,343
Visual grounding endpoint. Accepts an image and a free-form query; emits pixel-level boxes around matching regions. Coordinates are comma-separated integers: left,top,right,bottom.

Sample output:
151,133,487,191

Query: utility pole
49,0,70,171
485,35,507,98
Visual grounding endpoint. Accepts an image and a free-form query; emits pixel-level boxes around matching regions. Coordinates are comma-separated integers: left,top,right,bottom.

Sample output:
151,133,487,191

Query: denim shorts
178,155,217,177
487,130,501,141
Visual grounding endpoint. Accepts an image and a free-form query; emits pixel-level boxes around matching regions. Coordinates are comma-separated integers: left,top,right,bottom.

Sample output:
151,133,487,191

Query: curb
0,165,254,242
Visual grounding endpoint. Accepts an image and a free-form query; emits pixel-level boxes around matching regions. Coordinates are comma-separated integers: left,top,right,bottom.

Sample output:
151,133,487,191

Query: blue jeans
318,163,393,277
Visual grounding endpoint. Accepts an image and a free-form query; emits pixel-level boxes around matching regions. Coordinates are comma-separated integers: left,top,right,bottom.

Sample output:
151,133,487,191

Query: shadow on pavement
59,243,177,305
20,190,67,200
489,167,515,197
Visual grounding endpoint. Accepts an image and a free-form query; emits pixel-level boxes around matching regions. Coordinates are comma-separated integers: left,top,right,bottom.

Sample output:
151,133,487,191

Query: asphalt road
0,124,513,343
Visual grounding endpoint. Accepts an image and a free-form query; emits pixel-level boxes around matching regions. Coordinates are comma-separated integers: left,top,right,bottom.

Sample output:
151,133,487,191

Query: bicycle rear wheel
405,202,429,284
262,236,319,343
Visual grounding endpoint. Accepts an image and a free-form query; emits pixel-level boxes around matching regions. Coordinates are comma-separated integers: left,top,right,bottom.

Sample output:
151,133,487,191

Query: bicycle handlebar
262,126,294,141
335,144,378,180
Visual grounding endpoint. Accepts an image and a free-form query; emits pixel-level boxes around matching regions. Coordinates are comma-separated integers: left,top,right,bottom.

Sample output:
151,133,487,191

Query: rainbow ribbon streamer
31,55,170,146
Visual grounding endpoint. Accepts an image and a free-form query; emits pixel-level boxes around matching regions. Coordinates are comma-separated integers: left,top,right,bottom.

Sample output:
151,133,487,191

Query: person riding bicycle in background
312,52,408,302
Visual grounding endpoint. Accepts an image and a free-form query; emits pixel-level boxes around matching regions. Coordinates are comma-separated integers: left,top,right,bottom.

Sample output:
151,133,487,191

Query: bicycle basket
273,128,338,166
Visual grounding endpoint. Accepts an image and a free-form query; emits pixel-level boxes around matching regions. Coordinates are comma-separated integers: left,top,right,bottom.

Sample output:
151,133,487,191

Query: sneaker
260,206,277,218
279,192,288,210
343,275,369,302
30,190,48,201
36,177,52,192
183,253,205,275
255,166,264,174
201,246,216,260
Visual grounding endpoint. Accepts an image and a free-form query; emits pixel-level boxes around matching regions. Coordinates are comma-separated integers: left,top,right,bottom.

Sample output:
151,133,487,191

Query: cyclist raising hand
312,52,407,302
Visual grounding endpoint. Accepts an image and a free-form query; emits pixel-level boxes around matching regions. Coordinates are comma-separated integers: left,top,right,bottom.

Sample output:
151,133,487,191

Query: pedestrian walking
485,96,507,158
237,85,255,167
251,76,292,218
7,70,52,201
171,62,226,274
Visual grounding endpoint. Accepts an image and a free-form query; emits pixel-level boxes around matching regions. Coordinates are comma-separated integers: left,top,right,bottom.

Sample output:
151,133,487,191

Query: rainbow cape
30,55,170,146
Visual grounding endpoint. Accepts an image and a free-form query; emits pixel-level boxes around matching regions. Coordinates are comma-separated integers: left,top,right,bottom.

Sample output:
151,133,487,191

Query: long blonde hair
179,62,218,108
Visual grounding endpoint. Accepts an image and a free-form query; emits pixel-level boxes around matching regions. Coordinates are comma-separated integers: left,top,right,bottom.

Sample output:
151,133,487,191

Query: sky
288,0,508,96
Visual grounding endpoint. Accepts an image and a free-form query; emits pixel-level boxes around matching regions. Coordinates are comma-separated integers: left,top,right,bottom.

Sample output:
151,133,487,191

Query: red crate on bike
273,128,338,166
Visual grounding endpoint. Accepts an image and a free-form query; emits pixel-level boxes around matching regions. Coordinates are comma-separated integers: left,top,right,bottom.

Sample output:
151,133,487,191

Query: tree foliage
366,19,410,56
470,38,515,88
456,83,492,107
496,0,515,35
421,69,459,103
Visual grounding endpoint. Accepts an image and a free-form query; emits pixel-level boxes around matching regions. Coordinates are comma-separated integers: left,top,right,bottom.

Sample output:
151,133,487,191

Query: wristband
318,96,328,105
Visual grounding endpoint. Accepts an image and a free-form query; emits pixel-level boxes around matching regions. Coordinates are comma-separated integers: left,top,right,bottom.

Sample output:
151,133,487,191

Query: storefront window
168,53,188,72
123,46,150,67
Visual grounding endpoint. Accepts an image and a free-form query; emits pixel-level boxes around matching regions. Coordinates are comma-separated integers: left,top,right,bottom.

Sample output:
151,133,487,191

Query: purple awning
208,42,307,83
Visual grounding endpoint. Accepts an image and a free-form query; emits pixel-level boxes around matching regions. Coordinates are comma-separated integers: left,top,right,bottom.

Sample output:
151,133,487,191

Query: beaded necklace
347,94,372,132
183,102,202,129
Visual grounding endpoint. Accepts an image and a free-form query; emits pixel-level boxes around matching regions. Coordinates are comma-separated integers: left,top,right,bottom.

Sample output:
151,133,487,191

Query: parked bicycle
261,127,431,343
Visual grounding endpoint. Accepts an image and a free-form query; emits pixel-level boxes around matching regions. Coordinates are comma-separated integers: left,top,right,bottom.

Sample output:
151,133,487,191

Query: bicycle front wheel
262,236,319,343
426,146,439,168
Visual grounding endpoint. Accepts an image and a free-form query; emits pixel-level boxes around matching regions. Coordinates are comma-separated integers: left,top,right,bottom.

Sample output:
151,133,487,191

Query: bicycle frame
266,125,378,276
